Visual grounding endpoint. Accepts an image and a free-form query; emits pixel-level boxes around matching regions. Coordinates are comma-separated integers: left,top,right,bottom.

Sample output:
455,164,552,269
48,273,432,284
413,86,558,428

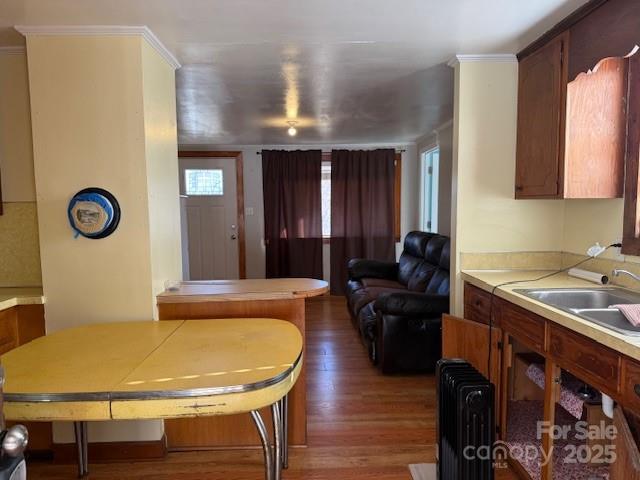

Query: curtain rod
256,149,406,155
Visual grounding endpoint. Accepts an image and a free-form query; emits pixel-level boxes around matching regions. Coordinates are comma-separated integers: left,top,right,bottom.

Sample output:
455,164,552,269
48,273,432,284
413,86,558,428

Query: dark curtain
262,150,323,279
330,149,396,295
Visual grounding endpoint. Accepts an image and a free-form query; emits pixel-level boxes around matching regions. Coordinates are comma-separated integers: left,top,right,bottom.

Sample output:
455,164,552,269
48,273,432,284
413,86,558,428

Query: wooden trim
394,153,402,242
235,153,246,279
557,31,569,199
622,52,640,255
53,435,167,463
517,0,608,60
541,361,560,480
178,150,246,279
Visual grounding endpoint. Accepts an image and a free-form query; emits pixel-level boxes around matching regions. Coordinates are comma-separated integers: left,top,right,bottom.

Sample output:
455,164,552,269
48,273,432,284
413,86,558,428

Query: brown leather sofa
345,231,450,373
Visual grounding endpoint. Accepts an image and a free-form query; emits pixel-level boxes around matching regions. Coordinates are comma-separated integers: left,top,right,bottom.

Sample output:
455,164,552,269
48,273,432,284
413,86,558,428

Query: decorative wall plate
67,188,121,239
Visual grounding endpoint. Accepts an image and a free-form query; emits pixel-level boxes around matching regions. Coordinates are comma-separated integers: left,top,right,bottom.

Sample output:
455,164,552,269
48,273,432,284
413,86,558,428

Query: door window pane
185,169,224,196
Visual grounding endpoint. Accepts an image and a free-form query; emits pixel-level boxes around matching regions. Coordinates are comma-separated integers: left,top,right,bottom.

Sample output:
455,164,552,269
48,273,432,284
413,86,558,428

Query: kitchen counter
461,269,640,361
0,288,44,312
157,278,328,303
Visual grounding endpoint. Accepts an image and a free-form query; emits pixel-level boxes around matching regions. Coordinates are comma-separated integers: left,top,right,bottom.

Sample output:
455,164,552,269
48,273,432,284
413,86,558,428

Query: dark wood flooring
27,295,516,479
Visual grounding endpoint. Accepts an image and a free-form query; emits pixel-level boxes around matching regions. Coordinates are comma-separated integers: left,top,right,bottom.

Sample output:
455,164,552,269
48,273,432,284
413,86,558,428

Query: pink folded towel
612,304,640,327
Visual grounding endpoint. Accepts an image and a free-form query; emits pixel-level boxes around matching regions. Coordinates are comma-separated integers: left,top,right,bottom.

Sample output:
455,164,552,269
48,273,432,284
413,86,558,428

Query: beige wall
141,42,183,305
26,35,180,443
451,59,565,314
181,144,419,282
0,51,42,286
562,200,627,261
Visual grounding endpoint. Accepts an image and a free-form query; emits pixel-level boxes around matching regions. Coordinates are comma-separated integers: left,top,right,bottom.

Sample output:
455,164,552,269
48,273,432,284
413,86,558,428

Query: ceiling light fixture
287,121,298,137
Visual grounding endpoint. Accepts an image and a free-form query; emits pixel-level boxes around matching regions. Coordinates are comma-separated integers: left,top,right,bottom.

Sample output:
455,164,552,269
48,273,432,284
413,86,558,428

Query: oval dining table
0,318,303,480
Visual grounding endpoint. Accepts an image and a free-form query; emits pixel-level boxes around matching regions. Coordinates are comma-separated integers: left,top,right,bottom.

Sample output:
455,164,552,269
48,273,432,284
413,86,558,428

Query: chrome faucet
612,269,640,283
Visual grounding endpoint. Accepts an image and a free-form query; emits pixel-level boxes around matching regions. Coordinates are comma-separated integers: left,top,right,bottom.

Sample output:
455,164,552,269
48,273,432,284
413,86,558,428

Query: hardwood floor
27,296,517,479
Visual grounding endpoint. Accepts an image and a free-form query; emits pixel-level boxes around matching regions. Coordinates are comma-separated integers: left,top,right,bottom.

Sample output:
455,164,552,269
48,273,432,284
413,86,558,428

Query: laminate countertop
0,288,44,313
461,269,640,361
157,278,329,303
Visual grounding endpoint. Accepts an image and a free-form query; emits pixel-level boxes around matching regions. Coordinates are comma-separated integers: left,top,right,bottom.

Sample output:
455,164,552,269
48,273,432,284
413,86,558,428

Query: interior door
179,157,239,280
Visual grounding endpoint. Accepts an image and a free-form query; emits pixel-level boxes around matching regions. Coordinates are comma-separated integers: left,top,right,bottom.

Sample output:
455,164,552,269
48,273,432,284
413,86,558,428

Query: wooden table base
158,298,307,449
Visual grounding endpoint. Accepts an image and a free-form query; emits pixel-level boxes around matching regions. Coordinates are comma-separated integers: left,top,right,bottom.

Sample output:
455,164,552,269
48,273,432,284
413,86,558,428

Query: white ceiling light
287,121,298,137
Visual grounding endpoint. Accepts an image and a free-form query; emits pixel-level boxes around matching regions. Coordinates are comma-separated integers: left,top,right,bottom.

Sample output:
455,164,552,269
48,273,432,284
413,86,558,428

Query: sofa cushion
406,262,437,292
426,269,450,295
349,285,407,316
361,278,405,290
425,235,448,265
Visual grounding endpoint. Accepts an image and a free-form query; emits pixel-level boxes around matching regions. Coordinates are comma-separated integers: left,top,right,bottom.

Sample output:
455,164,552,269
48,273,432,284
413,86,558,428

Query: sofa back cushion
397,231,450,294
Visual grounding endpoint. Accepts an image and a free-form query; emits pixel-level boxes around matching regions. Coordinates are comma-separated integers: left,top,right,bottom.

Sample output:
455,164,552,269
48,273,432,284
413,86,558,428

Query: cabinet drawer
500,301,546,353
622,358,640,415
464,283,495,325
548,323,620,396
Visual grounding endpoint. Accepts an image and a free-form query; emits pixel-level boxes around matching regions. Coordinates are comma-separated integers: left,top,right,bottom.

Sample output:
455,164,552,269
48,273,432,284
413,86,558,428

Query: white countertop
0,288,44,312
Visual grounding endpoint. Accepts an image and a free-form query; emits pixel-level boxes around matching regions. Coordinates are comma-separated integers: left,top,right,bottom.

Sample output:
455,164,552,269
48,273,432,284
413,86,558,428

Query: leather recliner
345,231,450,373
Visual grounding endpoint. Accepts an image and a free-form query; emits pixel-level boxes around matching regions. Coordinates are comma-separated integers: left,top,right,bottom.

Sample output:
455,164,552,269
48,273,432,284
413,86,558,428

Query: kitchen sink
573,308,640,336
514,287,640,336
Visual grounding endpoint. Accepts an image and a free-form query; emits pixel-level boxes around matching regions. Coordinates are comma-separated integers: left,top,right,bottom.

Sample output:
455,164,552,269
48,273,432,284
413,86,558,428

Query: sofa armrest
347,258,399,281
374,291,449,317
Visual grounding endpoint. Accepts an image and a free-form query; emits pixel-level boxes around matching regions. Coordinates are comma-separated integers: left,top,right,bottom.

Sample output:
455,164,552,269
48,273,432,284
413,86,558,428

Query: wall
26,34,180,444
141,41,183,304
450,59,565,314
181,144,419,281
0,50,42,287
416,121,453,236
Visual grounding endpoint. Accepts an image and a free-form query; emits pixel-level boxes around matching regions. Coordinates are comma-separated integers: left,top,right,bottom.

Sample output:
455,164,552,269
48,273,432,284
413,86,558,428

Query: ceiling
0,0,589,145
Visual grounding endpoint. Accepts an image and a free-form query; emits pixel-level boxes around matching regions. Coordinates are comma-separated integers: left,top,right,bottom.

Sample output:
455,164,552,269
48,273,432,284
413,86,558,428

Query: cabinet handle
634,384,640,398
515,185,524,192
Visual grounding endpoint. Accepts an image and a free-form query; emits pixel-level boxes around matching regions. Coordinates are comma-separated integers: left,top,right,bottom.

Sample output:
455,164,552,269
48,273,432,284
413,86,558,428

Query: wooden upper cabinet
515,34,567,198
564,56,627,198
516,29,628,199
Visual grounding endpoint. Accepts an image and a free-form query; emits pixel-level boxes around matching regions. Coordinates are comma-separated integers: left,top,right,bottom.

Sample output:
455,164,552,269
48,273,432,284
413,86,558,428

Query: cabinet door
515,33,567,198
442,315,501,385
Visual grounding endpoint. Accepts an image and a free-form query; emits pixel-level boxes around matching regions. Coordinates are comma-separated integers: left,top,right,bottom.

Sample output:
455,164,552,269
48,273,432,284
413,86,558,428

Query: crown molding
14,25,180,69
0,46,26,55
447,54,517,67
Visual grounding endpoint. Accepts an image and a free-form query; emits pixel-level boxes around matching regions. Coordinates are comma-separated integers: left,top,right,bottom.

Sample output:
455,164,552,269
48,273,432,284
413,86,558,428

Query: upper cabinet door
515,34,567,199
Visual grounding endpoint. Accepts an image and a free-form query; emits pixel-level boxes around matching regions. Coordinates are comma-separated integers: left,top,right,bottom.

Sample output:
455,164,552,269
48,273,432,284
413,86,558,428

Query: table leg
271,402,282,480
73,421,88,478
281,395,289,469
251,410,274,480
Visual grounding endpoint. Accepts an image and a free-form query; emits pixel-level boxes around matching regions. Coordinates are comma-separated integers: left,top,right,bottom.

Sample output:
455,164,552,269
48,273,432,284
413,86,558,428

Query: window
184,169,223,196
321,162,331,238
420,148,439,233
320,153,402,241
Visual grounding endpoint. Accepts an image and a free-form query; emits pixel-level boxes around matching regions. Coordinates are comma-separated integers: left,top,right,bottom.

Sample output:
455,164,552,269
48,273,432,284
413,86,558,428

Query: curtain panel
262,150,323,279
330,149,396,295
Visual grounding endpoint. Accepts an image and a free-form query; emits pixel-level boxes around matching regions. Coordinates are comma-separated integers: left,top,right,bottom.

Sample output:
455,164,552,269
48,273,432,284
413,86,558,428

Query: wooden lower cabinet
458,283,640,479
0,304,51,453
442,314,502,385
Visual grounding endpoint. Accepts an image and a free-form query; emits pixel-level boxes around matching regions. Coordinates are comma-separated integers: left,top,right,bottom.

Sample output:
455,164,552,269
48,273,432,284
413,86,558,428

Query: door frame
178,150,246,279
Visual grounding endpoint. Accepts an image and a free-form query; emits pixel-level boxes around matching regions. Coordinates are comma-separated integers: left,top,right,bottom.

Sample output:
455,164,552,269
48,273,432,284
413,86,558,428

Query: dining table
0,318,303,480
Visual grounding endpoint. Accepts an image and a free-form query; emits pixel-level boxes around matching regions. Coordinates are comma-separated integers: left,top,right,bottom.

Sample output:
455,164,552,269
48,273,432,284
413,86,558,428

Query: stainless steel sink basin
573,308,640,336
514,287,640,336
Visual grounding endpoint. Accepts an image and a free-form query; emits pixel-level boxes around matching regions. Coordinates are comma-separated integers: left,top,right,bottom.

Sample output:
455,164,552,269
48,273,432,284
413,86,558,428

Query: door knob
231,234,237,240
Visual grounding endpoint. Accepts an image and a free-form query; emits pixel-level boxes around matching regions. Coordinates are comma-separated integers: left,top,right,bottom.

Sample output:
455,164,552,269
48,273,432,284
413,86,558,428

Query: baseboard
52,434,167,464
